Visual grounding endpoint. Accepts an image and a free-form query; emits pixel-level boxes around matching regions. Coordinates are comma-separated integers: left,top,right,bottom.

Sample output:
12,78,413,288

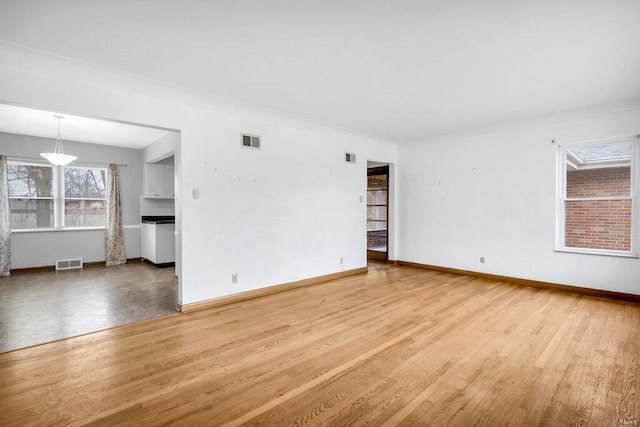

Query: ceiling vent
345,152,356,163
241,133,261,149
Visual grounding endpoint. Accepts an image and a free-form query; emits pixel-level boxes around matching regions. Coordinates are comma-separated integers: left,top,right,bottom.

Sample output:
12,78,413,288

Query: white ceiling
0,0,639,143
0,103,172,149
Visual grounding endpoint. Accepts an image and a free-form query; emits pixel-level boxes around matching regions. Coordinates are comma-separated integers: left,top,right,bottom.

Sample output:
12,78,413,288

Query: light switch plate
193,189,199,199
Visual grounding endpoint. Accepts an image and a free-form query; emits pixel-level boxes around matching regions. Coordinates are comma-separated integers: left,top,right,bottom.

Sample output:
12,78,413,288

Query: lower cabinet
141,222,175,265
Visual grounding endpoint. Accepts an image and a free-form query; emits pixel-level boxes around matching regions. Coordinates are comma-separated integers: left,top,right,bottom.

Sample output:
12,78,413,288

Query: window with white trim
7,161,108,230
557,136,637,256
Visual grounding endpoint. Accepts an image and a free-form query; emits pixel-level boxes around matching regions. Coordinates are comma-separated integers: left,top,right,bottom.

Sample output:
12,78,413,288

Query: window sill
555,247,639,258
12,227,106,233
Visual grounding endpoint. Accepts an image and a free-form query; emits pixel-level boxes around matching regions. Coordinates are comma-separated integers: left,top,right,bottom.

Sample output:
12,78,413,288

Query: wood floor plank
1,263,639,426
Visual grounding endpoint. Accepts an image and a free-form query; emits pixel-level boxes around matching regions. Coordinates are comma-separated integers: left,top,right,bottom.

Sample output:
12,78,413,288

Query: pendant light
40,115,77,166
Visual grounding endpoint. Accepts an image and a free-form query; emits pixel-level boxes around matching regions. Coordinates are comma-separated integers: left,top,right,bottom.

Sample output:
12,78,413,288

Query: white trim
7,197,53,200
12,226,104,233
632,137,639,255
54,164,64,228
12,224,140,233
558,134,636,149
565,196,632,202
555,248,639,258
6,157,49,167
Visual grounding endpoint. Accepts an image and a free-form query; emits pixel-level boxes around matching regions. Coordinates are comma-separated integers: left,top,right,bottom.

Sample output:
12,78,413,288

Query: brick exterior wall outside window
565,166,631,251
367,230,387,248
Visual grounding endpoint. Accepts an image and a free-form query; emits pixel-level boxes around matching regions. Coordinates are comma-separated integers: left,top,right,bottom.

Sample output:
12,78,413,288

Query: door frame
367,165,389,262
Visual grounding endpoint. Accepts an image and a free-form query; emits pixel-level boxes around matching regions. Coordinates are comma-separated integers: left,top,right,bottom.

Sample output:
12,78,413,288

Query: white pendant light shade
41,115,77,166
40,152,77,166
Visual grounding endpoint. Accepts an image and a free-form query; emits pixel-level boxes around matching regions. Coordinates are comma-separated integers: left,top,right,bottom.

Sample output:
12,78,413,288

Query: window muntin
7,161,108,230
558,138,637,256
7,162,55,229
367,176,388,232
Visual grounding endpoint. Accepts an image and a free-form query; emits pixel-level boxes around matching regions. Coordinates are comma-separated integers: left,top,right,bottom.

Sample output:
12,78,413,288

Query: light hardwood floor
0,264,638,426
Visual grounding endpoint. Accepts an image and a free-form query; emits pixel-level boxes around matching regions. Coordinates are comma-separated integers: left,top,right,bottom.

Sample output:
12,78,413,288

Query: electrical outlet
339,257,344,264
480,257,485,264
232,274,238,284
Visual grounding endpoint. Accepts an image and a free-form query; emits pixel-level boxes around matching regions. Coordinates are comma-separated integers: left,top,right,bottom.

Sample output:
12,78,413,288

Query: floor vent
56,258,83,271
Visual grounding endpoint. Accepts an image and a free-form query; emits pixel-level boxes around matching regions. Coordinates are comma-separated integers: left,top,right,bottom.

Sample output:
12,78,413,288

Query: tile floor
0,261,178,353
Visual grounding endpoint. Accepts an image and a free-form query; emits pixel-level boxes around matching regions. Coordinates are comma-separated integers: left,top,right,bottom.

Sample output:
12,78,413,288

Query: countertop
141,216,175,224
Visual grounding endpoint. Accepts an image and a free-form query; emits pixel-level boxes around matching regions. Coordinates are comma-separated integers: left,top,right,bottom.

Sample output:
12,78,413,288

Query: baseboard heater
56,258,83,271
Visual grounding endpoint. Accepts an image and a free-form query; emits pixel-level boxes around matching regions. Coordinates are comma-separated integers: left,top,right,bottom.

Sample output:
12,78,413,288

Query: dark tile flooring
0,261,178,353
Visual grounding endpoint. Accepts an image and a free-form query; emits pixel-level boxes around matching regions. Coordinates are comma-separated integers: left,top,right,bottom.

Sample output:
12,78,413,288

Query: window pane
566,166,630,198
9,199,54,228
367,206,388,221
65,167,107,198
7,164,54,197
565,199,631,251
367,229,387,250
367,190,387,205
367,220,387,230
568,141,631,164
367,174,387,190
65,200,106,227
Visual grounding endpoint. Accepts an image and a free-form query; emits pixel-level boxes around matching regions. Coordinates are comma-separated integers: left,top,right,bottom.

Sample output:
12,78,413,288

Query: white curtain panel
104,163,127,266
0,155,11,276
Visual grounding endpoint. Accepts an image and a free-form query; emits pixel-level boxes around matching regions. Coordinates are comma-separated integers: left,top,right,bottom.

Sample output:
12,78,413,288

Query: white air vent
241,133,261,149
56,258,83,271
345,152,356,163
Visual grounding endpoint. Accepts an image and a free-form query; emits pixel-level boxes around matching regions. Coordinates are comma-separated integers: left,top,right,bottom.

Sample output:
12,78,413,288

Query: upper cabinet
143,163,175,198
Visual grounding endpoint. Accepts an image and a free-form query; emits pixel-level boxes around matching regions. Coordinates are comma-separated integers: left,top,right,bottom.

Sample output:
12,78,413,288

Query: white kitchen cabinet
143,163,174,198
141,222,175,264
164,165,175,198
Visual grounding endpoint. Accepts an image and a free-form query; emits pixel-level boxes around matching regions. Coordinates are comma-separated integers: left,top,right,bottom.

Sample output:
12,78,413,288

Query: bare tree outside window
64,167,107,227
7,163,54,229
7,161,108,229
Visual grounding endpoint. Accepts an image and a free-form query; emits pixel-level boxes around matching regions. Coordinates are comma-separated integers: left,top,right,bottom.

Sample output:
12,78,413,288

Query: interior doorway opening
367,164,389,262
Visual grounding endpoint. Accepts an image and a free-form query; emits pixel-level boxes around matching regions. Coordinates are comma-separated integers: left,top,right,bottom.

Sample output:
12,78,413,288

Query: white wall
0,132,143,268
11,228,140,269
143,131,177,163
142,131,182,304
398,105,640,295
0,44,398,304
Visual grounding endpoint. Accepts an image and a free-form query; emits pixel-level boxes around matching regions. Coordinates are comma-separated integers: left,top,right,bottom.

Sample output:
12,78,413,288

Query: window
557,137,637,256
367,166,389,255
64,166,107,227
7,161,108,230
7,162,54,229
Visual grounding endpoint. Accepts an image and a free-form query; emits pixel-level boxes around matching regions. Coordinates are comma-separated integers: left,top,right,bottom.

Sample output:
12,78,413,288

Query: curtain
0,155,11,276
105,163,127,266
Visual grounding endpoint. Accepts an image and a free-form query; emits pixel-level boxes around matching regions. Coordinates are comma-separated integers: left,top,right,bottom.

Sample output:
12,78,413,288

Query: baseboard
10,258,142,275
396,260,640,304
181,266,369,313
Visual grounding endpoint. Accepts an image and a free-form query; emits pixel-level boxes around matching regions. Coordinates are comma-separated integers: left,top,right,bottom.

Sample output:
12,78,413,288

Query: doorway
0,102,182,351
367,165,389,262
